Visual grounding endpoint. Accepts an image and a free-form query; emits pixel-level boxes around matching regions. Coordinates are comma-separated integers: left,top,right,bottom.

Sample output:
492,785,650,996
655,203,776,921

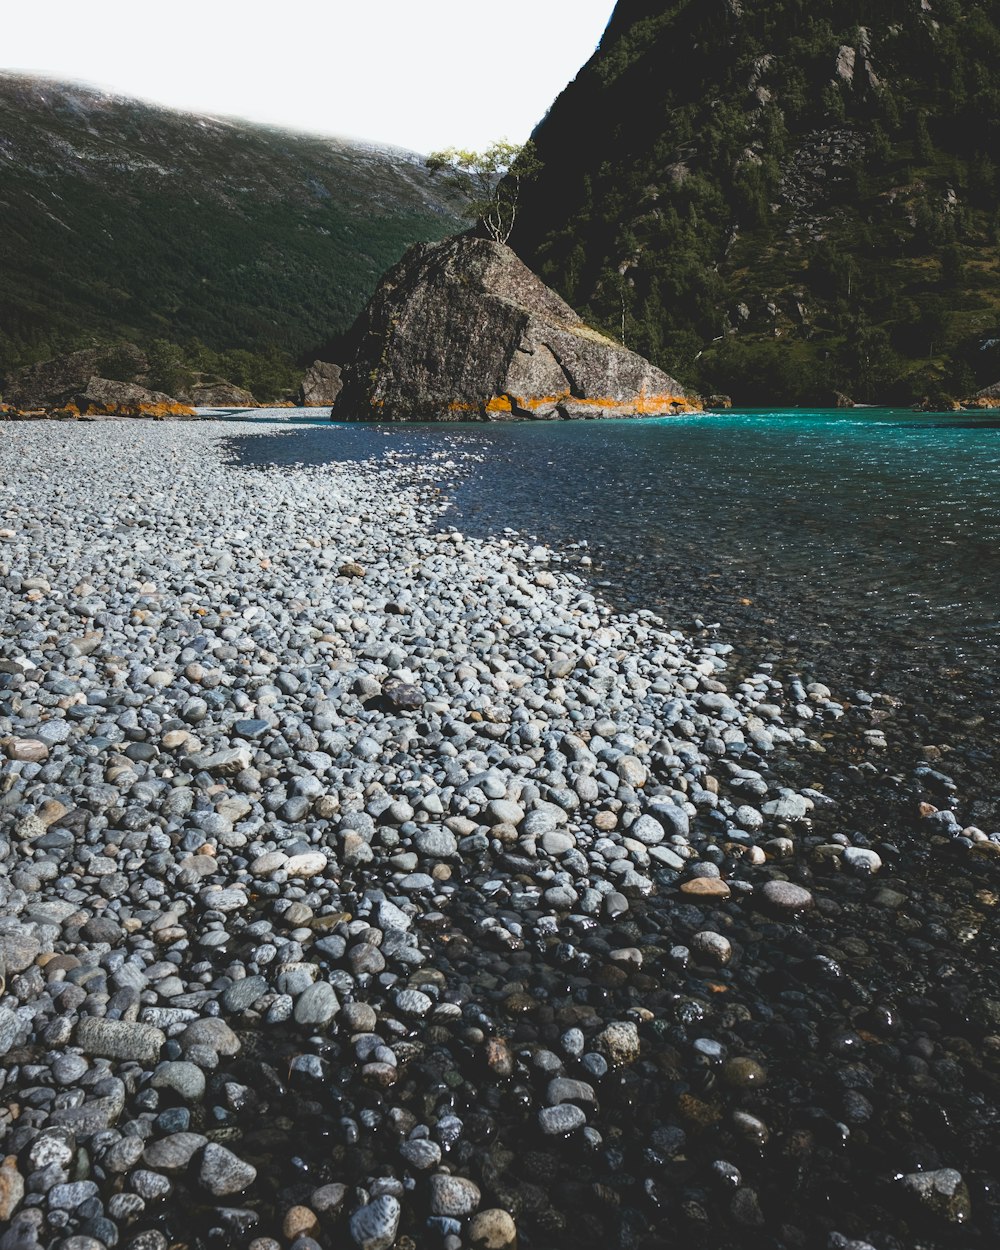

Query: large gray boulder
332,235,698,421
77,378,195,417
299,360,343,406
182,378,256,408
3,344,147,409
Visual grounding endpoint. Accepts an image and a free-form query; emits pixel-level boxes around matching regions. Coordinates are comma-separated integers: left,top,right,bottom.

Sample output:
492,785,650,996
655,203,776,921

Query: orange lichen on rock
444,390,701,419
83,402,197,419
332,237,698,422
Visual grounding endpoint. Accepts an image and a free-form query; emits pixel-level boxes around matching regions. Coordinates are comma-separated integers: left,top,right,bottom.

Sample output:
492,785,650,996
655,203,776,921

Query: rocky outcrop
183,379,257,408
332,236,698,421
963,381,1000,409
299,361,343,407
76,378,196,418
3,345,147,409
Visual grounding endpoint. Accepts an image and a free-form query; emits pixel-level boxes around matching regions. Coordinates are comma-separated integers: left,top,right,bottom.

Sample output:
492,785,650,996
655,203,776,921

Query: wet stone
899,1169,972,1224
199,1143,257,1197
539,1104,587,1135
349,1195,401,1250
428,1173,481,1217
760,880,814,911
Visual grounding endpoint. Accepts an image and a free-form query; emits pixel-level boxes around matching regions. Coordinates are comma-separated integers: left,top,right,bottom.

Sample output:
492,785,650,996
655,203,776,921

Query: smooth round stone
540,830,575,856
843,847,882,875
628,815,664,845
468,1209,517,1250
899,1169,971,1224
691,931,733,966
523,809,558,836
285,852,328,878
484,799,524,826
151,1061,206,1101
681,877,731,898
142,1132,208,1171
760,880,814,911
735,805,764,831
199,1143,257,1196
616,756,647,787
399,1138,441,1170
711,1160,743,1188
47,1180,98,1209
539,1104,586,1135
340,1003,378,1033
546,1077,596,1106
283,1206,319,1240
693,1037,726,1064
293,982,339,1026
394,989,432,1017
596,1020,640,1067
132,1170,173,1200
414,827,458,858
52,1053,89,1085
722,1057,768,1089
429,1173,481,1217
561,1028,585,1057
180,1018,240,1056
349,1195,401,1250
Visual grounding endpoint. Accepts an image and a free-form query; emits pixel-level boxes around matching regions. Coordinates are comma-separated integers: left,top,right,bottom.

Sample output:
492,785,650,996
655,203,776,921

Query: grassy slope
0,74,467,385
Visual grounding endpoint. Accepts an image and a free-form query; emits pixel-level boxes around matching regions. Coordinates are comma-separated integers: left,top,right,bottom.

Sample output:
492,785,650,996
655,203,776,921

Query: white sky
5,0,616,153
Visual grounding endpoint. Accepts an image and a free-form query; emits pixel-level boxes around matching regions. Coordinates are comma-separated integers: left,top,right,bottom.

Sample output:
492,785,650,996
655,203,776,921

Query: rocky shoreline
1,420,997,1250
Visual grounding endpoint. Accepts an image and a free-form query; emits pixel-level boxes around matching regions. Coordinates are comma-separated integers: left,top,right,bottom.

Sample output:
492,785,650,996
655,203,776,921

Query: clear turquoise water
231,406,1000,797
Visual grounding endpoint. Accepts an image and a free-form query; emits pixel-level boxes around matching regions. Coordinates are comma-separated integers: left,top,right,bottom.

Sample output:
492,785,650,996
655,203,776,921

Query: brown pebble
310,1182,347,1215
361,1062,398,1088
594,811,618,832
0,1156,25,1221
282,1206,318,1240
6,739,48,762
681,878,731,898
677,1092,722,1129
468,1208,518,1250
722,1057,768,1089
485,1037,514,1077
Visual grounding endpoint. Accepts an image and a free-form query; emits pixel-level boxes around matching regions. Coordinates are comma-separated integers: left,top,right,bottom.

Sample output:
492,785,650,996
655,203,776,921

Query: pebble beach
1,419,998,1250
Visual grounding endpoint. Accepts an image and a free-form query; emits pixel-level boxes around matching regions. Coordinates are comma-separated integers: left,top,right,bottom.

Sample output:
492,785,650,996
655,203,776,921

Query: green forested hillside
513,0,1000,405
0,74,467,396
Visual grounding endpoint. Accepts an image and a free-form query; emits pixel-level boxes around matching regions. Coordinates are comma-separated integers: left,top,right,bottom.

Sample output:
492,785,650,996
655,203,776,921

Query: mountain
0,74,467,398
512,0,1000,406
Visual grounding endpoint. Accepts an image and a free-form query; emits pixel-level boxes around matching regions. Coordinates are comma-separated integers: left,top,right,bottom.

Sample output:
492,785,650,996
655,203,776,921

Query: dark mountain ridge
513,0,1000,405
0,73,467,398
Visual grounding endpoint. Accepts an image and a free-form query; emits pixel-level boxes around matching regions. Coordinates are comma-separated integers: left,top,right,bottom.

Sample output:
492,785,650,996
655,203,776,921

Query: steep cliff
513,0,1000,405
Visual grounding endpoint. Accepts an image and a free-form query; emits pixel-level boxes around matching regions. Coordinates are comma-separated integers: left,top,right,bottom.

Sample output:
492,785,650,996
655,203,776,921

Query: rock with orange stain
77,378,196,418
680,877,732,899
333,235,699,421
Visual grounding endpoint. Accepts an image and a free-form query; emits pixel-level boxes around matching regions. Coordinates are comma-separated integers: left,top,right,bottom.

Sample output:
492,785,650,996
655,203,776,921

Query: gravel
0,418,996,1250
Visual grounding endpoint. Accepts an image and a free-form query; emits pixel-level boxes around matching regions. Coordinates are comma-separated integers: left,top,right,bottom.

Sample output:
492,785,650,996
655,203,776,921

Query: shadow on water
224,408,1000,811
209,409,1000,1249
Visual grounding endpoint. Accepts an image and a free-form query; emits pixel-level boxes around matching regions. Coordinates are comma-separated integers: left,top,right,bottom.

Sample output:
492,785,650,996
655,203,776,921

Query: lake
229,407,1000,822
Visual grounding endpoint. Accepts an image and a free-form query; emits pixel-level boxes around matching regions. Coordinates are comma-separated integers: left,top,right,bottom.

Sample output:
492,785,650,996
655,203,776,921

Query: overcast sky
5,0,616,153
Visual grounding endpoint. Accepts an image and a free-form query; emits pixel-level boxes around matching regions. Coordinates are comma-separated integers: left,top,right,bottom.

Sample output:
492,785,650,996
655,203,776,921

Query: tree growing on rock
426,140,541,245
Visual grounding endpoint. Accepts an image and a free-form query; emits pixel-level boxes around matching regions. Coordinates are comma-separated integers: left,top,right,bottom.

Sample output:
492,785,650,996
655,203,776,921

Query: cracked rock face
299,360,343,407
332,235,697,421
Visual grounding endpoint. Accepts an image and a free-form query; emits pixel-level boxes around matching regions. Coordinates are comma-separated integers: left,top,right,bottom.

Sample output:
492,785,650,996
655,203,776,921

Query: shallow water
229,408,1000,812
218,410,1000,1249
